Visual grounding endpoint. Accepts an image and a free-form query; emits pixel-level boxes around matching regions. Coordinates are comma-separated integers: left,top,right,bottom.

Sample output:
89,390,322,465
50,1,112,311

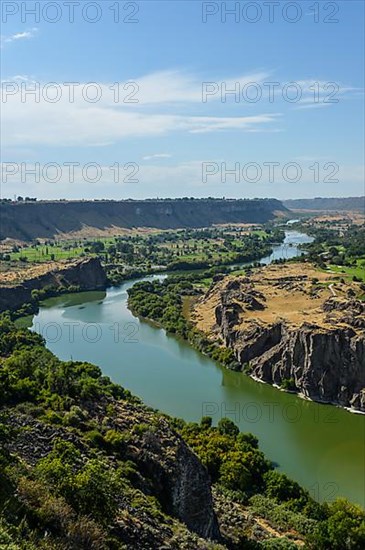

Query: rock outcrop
193,263,365,412
110,401,221,540
220,316,365,411
0,257,107,311
4,398,220,544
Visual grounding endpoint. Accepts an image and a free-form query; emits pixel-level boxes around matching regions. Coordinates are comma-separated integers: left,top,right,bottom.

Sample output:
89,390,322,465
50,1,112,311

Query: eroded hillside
192,263,365,410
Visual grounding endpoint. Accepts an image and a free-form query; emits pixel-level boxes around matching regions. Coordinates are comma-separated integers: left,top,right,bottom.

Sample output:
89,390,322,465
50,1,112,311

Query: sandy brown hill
192,263,365,411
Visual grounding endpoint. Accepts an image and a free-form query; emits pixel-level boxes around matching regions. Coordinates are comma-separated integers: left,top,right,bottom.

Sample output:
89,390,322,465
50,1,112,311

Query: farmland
0,226,285,283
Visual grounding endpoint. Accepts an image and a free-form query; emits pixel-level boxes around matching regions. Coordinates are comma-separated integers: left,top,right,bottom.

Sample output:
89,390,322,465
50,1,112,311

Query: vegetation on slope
128,271,239,369
0,316,364,548
302,225,365,282
0,198,287,241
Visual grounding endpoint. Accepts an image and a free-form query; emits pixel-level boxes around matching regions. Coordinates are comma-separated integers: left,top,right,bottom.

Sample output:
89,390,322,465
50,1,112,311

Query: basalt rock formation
0,198,288,241
4,399,220,545
193,263,365,412
0,257,107,312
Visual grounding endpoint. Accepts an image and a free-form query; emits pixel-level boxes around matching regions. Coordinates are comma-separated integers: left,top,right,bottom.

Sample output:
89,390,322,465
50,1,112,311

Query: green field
2,228,281,275
327,258,365,282
10,245,85,262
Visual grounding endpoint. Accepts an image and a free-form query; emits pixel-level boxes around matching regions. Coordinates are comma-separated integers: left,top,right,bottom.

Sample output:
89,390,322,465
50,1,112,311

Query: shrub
261,538,298,549
264,471,305,502
217,418,239,437
85,429,105,448
200,416,213,429
63,406,87,427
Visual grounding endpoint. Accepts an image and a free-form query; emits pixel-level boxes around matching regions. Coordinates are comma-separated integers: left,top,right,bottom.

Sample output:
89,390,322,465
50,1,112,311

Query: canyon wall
195,266,365,412
0,258,107,312
0,198,287,241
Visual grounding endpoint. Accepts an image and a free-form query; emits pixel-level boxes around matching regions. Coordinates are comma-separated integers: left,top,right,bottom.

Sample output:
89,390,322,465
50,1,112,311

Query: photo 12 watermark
201,400,340,425
201,2,340,24
1,80,140,104
34,320,139,344
1,1,140,24
1,162,140,185
201,80,340,104
201,161,340,184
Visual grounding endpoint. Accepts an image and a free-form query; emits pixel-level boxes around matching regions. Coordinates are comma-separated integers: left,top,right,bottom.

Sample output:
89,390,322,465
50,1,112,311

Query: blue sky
1,0,364,200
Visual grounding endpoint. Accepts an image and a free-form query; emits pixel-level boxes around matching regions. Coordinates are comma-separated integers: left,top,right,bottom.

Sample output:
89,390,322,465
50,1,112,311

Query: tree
217,418,239,437
264,470,304,502
309,499,365,549
201,416,213,429
219,454,251,491
90,241,105,254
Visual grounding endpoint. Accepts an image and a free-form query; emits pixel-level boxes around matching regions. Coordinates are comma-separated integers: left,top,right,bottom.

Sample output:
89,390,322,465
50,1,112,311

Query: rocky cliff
0,198,288,241
193,263,365,412
0,257,107,312
4,399,220,546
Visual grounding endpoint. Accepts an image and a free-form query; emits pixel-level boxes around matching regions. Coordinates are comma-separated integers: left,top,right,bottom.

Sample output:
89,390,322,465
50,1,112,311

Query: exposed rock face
171,440,220,539
108,402,220,541
4,399,220,543
194,264,365,412
220,318,365,411
0,257,107,311
0,198,288,241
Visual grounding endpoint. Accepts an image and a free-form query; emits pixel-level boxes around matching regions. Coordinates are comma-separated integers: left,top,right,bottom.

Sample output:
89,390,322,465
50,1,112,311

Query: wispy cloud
134,69,270,104
2,102,281,147
143,153,172,160
1,70,361,148
292,80,363,110
1,27,38,46
1,70,282,147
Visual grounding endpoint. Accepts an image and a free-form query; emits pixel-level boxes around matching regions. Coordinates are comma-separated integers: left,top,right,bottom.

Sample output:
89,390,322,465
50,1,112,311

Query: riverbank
127,263,365,413
30,274,365,507
4,317,365,548
0,257,107,314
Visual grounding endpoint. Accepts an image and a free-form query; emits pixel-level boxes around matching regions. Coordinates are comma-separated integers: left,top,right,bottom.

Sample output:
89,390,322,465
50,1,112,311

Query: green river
30,232,365,507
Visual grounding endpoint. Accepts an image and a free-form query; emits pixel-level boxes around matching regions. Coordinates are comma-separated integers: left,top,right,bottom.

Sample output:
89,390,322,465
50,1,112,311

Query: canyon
193,263,365,412
0,198,287,241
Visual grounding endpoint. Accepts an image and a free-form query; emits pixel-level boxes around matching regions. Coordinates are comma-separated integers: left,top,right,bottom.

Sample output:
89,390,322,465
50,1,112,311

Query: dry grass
0,259,77,286
55,225,167,240
193,262,363,335
293,210,365,225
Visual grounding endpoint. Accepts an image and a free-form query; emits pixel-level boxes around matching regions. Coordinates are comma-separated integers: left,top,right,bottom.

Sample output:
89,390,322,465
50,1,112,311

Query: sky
1,0,364,200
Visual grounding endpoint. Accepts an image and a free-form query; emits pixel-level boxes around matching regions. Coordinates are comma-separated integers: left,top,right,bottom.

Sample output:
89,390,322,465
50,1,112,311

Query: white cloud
1,28,38,46
1,70,361,149
133,69,270,104
10,75,32,81
2,101,281,146
1,70,282,146
290,80,363,109
143,153,172,160
294,102,332,110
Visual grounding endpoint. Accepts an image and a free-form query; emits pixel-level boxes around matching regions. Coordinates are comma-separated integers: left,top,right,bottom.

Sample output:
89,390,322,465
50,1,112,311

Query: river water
30,232,365,506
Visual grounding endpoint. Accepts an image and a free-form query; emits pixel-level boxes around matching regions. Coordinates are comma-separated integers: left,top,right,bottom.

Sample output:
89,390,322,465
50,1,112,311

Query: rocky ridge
193,263,365,411
3,399,220,546
0,257,107,312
